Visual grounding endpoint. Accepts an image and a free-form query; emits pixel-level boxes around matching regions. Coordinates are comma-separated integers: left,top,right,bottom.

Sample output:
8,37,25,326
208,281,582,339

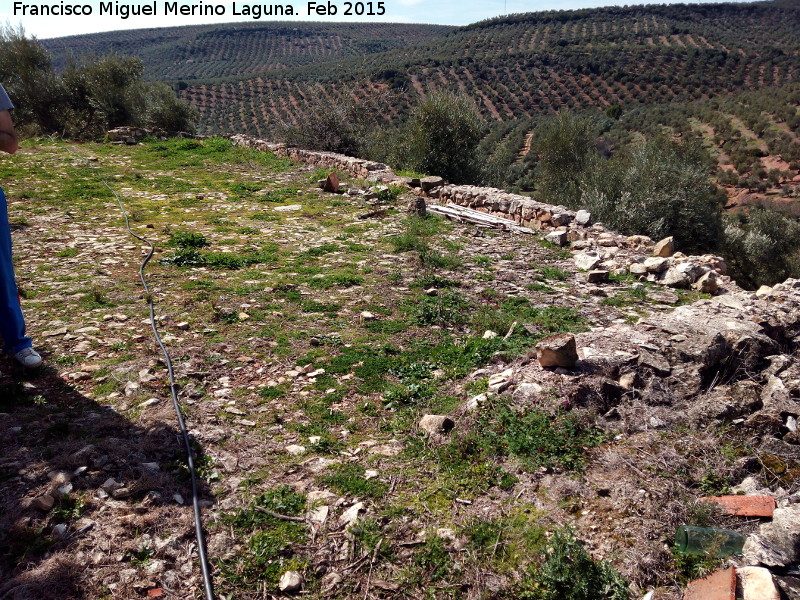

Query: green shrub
167,230,210,249
534,113,598,208
533,113,724,253
396,90,483,184
581,136,724,253
0,26,196,138
722,208,800,289
535,527,628,600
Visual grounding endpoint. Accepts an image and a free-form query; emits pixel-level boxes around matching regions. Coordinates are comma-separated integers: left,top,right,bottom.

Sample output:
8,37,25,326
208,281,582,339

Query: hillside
40,22,454,82
41,2,800,134
2,135,800,600
185,2,800,133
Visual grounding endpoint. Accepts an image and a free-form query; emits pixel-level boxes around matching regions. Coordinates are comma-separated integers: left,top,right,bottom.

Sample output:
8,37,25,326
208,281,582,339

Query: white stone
574,252,601,271
737,566,779,600
339,502,364,528
419,415,455,434
488,368,514,392
278,570,303,593
286,445,307,456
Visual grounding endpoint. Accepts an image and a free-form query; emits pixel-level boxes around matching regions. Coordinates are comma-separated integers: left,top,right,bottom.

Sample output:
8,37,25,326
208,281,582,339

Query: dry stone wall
230,134,737,294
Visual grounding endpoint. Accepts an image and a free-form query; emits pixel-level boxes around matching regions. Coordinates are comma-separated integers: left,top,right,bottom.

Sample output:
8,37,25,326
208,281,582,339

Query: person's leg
0,186,32,354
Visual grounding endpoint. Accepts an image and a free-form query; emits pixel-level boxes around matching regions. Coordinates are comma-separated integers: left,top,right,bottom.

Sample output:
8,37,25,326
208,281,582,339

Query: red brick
700,495,775,517
684,567,736,600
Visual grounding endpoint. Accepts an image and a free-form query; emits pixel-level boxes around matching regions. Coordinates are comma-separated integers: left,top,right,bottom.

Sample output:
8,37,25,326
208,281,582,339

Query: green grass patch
167,230,210,249
318,463,388,499
218,485,307,590
478,402,607,472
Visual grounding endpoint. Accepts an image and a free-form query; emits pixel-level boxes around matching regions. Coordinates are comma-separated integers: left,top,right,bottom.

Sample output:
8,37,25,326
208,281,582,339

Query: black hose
70,149,216,600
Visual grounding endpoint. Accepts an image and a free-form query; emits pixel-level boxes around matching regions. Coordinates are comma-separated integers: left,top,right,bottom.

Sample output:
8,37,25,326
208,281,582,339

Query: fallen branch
254,507,306,522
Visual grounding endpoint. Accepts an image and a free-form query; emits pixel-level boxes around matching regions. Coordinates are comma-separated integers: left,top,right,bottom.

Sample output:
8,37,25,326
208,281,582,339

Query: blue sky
2,0,754,39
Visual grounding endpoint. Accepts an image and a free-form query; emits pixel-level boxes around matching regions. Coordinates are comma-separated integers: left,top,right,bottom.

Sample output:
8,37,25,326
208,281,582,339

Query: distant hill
41,21,454,82
132,2,800,132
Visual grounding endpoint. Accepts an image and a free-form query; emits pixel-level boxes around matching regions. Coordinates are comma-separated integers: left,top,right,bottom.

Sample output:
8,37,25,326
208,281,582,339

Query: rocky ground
1,137,799,600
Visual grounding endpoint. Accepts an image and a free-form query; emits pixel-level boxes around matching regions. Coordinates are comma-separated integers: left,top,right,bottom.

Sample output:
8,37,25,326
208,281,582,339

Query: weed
364,318,408,334
308,273,364,289
536,265,570,281
412,289,471,326
51,495,86,521
229,181,262,199
259,384,288,403
671,545,724,583
383,382,433,408
376,184,404,203
218,486,307,589
464,512,546,571
352,518,394,561
532,527,628,600
420,248,462,270
390,215,449,253
698,470,731,496
127,544,154,567
412,535,454,585
538,239,573,259
167,230,210,249
55,247,79,257
412,273,461,289
526,282,554,293
81,285,114,309
474,255,493,267
475,401,606,472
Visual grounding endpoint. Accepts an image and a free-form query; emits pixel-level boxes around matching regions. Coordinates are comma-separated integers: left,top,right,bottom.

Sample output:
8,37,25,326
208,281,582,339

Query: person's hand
0,110,18,154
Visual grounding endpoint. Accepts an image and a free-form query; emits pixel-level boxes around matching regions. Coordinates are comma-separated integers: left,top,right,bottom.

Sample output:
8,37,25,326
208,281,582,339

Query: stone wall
230,134,735,293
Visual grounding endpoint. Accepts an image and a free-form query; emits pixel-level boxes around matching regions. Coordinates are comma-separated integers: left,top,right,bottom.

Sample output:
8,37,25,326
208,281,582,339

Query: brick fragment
700,495,775,517
684,567,736,600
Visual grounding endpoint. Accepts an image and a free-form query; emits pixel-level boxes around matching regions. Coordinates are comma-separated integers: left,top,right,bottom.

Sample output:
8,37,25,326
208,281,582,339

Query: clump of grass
318,463,387,499
536,265,570,281
411,535,455,585
167,230,210,249
81,285,114,308
229,181,262,199
532,527,628,600
161,243,278,270
420,248,462,270
412,289,471,326
308,273,363,289
390,215,448,253
479,403,607,472
218,486,308,589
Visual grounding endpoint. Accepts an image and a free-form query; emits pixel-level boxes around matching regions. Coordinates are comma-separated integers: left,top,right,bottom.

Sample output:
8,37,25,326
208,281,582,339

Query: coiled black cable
69,149,215,600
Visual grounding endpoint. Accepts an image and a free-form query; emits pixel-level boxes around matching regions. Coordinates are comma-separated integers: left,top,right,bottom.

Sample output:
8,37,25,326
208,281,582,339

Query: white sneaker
15,347,43,368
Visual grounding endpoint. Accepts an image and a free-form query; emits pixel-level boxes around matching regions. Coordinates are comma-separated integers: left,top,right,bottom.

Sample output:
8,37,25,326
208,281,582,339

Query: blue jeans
0,186,31,353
